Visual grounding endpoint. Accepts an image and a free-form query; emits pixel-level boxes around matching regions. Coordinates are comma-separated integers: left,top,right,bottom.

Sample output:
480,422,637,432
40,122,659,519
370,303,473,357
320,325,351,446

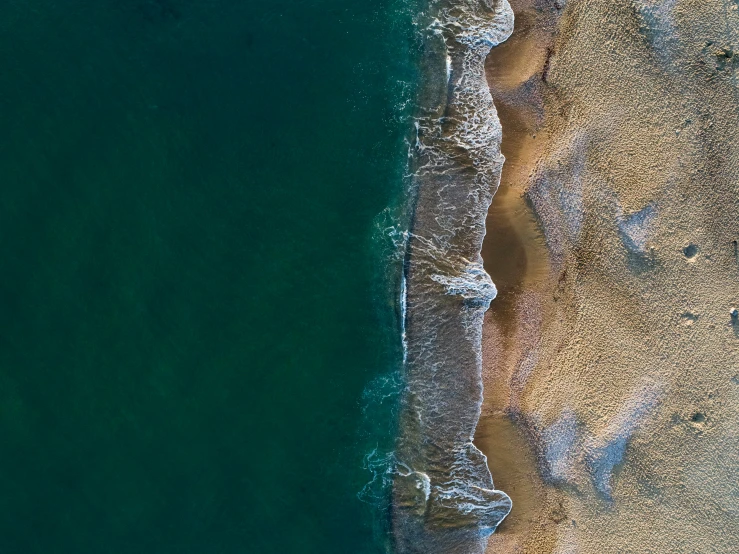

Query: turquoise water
0,1,416,552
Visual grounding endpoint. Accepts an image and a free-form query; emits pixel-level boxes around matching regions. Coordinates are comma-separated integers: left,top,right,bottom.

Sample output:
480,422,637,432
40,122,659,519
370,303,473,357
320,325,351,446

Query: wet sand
477,0,739,551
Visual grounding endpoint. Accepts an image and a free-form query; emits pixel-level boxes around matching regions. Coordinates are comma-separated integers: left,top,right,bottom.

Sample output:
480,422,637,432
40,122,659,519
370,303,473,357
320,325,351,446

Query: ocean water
0,1,417,552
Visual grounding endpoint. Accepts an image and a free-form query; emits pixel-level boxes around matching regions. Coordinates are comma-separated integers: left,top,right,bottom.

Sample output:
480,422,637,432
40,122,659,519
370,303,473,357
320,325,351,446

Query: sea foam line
392,1,514,552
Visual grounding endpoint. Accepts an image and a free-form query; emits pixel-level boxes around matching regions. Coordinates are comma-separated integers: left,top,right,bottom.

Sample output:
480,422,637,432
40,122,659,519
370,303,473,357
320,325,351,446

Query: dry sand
476,0,739,552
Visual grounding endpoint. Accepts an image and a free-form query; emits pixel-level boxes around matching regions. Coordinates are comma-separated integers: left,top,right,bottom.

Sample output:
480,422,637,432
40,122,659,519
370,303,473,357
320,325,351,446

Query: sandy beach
476,0,739,551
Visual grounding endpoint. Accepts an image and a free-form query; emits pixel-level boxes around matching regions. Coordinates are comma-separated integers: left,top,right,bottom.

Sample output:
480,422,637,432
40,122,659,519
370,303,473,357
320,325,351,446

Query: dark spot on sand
542,48,555,83
550,502,568,523
690,412,706,423
680,312,698,325
715,46,736,71
683,243,699,259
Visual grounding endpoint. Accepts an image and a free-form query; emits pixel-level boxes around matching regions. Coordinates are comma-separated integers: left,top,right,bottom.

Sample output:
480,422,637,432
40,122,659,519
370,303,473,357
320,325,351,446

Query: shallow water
390,1,516,551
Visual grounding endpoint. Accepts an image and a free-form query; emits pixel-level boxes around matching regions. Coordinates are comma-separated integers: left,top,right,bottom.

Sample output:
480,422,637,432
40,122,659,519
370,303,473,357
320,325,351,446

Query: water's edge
392,1,514,552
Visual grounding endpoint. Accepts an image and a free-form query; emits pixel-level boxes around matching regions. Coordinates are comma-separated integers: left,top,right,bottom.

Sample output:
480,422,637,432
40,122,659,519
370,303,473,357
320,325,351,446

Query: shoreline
475,2,562,550
391,1,514,551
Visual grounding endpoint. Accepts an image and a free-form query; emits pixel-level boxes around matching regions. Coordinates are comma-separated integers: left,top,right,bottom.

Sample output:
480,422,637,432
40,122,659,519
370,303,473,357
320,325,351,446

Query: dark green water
0,1,416,552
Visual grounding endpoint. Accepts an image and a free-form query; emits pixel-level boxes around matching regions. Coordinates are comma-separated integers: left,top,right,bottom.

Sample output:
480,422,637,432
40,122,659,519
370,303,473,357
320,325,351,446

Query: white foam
393,0,515,548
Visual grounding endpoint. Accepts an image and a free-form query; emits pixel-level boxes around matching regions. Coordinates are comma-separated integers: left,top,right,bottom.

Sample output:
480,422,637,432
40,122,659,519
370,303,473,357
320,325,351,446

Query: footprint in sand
683,243,699,260
680,312,699,326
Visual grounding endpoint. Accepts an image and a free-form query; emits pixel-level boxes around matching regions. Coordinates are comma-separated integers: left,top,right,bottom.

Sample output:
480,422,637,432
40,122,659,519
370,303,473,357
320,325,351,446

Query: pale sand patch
477,0,739,551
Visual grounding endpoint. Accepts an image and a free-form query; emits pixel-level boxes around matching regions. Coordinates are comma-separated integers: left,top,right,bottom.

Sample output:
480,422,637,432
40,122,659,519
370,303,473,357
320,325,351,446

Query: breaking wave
360,1,514,552
392,1,514,552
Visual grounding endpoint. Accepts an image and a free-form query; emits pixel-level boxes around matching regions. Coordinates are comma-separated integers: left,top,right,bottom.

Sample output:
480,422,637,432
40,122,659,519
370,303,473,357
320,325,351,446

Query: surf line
392,1,515,553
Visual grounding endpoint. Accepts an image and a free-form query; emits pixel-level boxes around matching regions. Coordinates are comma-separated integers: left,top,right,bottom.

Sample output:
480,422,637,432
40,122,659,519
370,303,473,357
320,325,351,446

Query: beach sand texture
477,0,739,552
